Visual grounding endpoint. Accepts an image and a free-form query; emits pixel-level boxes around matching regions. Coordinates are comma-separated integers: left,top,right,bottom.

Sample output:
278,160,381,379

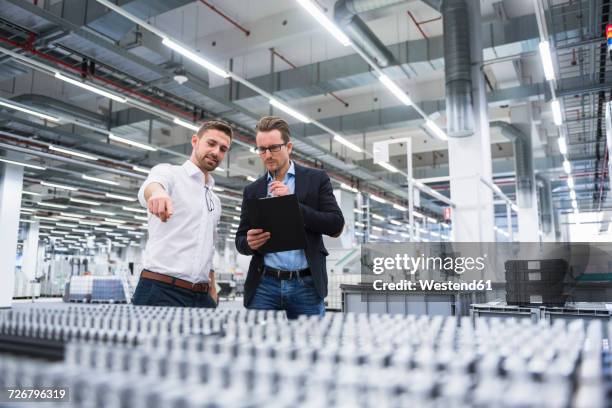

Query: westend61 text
372,280,493,291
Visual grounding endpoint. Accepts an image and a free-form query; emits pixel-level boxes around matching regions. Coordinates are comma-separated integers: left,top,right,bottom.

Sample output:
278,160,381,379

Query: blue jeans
247,274,325,319
132,278,217,308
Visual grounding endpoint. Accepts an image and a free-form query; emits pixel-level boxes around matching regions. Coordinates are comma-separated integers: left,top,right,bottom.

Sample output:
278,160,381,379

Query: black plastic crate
506,281,566,306
505,269,567,283
504,259,568,273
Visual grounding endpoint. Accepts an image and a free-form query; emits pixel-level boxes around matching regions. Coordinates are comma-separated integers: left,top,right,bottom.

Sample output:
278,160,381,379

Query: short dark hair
255,116,291,144
197,120,233,140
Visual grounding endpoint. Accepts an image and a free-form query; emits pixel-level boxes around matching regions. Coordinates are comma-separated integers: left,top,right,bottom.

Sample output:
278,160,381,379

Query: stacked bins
505,259,568,306
91,277,127,303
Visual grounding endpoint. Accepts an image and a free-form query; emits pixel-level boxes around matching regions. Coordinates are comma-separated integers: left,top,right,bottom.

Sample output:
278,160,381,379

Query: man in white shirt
132,120,233,308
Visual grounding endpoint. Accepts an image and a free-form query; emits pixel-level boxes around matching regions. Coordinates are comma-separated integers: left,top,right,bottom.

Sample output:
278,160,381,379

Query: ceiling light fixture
378,74,412,106
55,72,127,103
173,117,200,131
109,133,157,152
161,37,230,79
49,145,98,161
538,41,556,81
333,134,362,153
269,98,311,123
105,193,136,202
82,174,119,186
0,157,46,170
40,181,78,191
295,0,351,46
0,99,60,122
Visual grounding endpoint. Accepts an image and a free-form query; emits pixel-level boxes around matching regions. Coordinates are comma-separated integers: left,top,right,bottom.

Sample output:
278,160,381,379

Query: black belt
263,266,311,280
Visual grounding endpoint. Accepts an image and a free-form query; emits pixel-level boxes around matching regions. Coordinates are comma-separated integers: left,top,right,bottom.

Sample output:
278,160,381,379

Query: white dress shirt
138,160,221,283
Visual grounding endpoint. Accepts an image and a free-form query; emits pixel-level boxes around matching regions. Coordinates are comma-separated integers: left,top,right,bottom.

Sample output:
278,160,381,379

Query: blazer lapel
294,163,309,202
255,176,268,199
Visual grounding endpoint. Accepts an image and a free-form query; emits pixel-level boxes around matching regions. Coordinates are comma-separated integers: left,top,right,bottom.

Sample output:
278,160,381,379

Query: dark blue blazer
235,163,345,306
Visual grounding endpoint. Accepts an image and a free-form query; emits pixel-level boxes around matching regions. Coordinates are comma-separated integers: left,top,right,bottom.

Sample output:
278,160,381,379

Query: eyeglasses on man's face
256,143,286,155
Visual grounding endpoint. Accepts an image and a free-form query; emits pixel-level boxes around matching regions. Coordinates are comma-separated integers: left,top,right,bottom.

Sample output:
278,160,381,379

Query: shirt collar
267,161,295,181
182,160,215,188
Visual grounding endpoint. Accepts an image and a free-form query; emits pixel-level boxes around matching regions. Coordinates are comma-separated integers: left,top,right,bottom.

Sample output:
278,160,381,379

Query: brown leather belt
141,270,209,293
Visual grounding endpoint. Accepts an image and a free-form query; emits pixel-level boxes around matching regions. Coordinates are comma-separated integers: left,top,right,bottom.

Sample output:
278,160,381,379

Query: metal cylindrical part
442,0,474,137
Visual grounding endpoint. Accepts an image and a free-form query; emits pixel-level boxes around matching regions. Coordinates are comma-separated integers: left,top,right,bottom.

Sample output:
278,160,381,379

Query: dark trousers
132,278,216,308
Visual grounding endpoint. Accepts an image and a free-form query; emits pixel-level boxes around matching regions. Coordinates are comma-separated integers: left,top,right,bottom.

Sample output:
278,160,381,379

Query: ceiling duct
442,0,474,137
334,0,406,67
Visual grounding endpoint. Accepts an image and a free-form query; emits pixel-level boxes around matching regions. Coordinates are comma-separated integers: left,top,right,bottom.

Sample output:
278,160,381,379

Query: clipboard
246,194,307,254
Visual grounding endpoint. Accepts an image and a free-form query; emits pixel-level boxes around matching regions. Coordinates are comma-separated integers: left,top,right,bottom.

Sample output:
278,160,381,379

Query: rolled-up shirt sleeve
137,164,173,208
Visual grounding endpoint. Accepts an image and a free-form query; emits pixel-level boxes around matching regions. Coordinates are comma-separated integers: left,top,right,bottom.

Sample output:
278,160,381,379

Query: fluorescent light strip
551,99,563,126
393,204,407,212
60,212,85,219
105,193,136,202
55,72,127,103
378,162,399,173
0,99,60,122
70,198,101,206
134,215,148,221
109,133,157,152
424,120,448,141
558,137,568,154
246,176,257,182
372,213,385,221
40,181,78,191
0,157,46,170
333,134,362,153
117,225,136,231
162,37,229,79
49,145,98,161
563,160,571,175
269,98,311,123
372,226,383,232
132,165,150,174
82,174,119,186
104,218,126,224
173,117,200,131
94,227,113,232
567,176,574,189
538,41,556,81
378,74,412,106
91,209,116,216
340,183,358,193
20,219,35,224
56,223,78,228
370,194,386,204
79,220,100,226
22,191,41,196
569,190,576,200
387,229,397,235
295,0,351,46
34,216,57,221
427,217,438,224
123,206,147,214
38,202,68,209
390,220,402,226
72,228,90,233
571,200,578,209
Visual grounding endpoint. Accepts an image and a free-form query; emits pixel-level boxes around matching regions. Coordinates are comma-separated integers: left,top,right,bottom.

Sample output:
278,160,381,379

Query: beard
196,152,220,172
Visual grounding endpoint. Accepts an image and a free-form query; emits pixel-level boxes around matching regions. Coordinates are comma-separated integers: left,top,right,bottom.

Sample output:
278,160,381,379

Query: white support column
511,106,540,241
325,189,355,249
447,0,495,242
21,221,40,281
0,152,24,308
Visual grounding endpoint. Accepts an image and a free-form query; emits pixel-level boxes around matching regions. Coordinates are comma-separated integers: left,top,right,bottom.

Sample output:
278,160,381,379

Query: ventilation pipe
491,121,534,208
334,0,406,67
537,175,553,234
442,0,474,137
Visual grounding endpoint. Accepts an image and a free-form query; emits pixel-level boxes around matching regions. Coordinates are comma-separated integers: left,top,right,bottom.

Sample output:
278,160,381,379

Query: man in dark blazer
235,116,344,319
